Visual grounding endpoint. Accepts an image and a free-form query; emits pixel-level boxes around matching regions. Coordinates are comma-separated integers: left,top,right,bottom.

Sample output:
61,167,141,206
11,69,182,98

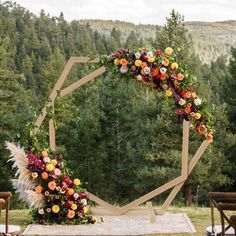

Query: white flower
135,52,141,59
120,66,128,74
73,193,79,199
179,98,186,106
81,199,87,206
190,112,195,116
143,66,151,74
136,74,143,81
43,157,51,163
162,84,168,90
194,98,202,106
38,208,44,215
54,168,61,176
160,67,167,74
147,51,153,58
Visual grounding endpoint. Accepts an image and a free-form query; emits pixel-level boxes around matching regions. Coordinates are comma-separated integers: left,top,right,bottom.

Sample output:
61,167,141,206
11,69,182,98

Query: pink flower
31,172,38,179
143,67,151,74
178,98,186,106
54,168,61,176
177,109,183,115
120,65,128,74
44,191,49,197
46,208,52,213
73,193,79,199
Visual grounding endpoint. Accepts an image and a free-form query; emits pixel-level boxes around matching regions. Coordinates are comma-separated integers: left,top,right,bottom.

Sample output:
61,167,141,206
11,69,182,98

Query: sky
14,0,236,25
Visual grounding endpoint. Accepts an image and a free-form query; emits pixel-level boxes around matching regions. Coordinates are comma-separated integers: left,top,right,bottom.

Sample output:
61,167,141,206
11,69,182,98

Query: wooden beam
181,120,189,179
160,140,209,212
33,57,101,133
87,192,120,214
146,202,156,223
33,58,75,132
69,57,100,64
119,176,185,215
188,140,209,174
60,66,106,97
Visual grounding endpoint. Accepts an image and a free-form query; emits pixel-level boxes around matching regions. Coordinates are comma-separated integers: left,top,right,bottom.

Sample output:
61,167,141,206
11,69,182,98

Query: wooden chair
0,192,12,235
209,192,236,236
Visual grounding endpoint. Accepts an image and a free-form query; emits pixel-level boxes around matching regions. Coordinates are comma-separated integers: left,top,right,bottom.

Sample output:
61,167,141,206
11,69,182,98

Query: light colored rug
0,224,21,235
23,213,196,235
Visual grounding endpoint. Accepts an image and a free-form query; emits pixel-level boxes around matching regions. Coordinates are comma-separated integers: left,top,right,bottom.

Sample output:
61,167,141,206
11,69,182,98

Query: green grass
0,207,227,235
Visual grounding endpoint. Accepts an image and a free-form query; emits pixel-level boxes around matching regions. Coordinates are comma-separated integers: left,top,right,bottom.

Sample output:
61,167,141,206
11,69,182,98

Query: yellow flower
147,57,155,63
191,92,197,99
194,112,202,120
71,204,77,210
162,58,169,67
134,60,142,67
73,178,81,186
83,207,89,214
41,151,48,158
51,159,57,166
165,47,173,56
141,69,145,75
171,62,178,70
114,58,119,65
52,205,60,213
46,163,55,172
165,89,173,97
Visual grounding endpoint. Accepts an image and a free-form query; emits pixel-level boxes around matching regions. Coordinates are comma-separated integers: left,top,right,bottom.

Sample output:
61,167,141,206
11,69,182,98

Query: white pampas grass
5,142,28,175
6,142,40,207
25,190,45,208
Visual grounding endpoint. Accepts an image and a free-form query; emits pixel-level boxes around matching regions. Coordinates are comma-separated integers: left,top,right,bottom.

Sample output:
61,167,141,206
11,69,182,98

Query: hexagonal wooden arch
33,57,210,215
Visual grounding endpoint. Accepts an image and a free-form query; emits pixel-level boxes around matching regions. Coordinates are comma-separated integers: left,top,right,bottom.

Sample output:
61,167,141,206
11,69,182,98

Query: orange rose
67,210,75,219
160,73,167,80
206,133,213,143
183,91,191,99
152,68,159,76
35,185,43,193
176,73,185,81
41,151,48,158
162,58,170,67
197,124,206,134
120,58,128,66
67,188,74,195
42,172,49,180
185,107,191,114
48,181,56,191
141,62,147,68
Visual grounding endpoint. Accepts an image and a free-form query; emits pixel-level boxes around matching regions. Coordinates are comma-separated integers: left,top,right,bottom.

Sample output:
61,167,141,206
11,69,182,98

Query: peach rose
67,210,75,219
35,185,43,193
120,58,128,66
48,181,56,191
42,172,49,180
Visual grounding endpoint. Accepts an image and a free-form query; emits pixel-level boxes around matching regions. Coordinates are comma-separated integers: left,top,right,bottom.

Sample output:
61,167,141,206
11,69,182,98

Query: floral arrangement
103,47,213,142
6,142,96,225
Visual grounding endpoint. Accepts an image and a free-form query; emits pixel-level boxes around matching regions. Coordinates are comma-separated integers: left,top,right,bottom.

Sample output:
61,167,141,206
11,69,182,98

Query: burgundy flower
39,219,46,225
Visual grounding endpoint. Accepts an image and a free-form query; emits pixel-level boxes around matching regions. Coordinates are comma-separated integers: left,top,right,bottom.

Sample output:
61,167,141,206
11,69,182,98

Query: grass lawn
0,206,225,235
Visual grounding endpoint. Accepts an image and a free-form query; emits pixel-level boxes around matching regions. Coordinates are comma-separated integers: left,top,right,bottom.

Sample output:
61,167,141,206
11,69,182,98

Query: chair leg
5,197,10,234
221,212,226,236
